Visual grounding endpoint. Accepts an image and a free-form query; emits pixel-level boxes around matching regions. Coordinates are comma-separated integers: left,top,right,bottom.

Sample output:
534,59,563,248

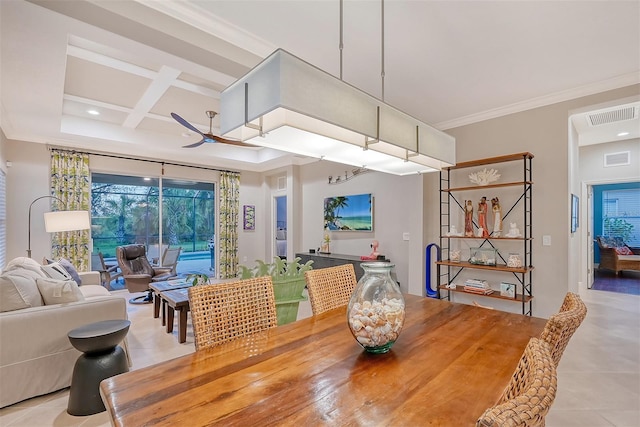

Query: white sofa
0,257,129,408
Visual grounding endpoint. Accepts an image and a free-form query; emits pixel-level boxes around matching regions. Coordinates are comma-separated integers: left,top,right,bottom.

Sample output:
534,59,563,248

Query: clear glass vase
347,262,405,354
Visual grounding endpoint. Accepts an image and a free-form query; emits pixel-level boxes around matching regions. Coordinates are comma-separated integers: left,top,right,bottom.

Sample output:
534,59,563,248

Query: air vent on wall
604,151,630,167
277,176,286,191
588,106,636,126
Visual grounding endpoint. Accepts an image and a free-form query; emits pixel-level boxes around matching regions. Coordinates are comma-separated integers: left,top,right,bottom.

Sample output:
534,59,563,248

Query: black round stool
67,319,131,416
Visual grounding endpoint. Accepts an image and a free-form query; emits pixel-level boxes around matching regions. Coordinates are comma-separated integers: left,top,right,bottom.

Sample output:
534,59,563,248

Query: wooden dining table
100,294,546,426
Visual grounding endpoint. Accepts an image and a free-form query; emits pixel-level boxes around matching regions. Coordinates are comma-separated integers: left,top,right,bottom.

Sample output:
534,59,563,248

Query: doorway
274,195,287,259
589,182,640,295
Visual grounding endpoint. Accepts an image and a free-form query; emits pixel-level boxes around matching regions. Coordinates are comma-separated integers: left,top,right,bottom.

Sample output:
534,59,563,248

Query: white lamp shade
221,49,455,175
44,211,90,233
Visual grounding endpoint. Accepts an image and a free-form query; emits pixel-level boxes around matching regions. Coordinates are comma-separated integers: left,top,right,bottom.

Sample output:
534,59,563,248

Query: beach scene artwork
324,193,373,231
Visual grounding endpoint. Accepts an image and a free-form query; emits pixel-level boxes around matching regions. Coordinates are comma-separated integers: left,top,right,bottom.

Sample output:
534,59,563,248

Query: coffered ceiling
1,0,639,172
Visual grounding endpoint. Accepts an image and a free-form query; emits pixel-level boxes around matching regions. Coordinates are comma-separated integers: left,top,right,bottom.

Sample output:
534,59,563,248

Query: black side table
67,319,131,416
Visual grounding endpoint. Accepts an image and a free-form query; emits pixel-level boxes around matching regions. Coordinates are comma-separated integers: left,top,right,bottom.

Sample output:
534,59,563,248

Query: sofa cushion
79,285,111,298
41,262,73,282
0,273,44,312
36,277,85,305
58,259,82,285
3,257,46,278
615,246,633,255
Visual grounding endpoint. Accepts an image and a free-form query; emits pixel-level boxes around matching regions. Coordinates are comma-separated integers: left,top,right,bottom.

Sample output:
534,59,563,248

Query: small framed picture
243,205,255,231
500,282,516,299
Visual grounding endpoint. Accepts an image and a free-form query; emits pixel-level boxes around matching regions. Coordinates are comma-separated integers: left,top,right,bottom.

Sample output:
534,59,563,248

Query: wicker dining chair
188,276,278,351
476,337,557,427
304,264,358,315
539,292,588,367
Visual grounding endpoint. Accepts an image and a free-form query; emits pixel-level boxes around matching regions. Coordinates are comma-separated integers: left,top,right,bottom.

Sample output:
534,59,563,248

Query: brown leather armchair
116,244,177,304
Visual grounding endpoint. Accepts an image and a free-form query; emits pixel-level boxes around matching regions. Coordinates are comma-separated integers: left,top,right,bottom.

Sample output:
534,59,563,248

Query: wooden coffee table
149,279,192,319
160,288,191,343
157,279,238,344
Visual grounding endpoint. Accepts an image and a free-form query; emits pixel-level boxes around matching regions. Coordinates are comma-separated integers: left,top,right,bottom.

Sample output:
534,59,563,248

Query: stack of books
463,279,494,295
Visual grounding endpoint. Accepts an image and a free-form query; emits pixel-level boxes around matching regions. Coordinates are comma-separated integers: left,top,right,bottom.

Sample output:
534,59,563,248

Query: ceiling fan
171,110,251,148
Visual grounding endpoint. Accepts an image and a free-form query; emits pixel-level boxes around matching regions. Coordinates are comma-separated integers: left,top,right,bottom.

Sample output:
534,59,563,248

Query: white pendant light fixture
220,2,455,176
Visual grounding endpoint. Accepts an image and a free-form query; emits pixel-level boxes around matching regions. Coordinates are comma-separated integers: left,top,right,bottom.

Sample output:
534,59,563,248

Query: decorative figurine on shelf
464,200,474,237
491,197,502,237
477,197,489,238
505,222,522,238
477,227,485,238
468,168,501,186
320,229,331,253
360,240,381,260
446,226,463,237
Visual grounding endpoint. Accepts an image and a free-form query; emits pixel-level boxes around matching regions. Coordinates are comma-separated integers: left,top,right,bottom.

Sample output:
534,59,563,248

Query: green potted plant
239,257,313,325
185,273,209,286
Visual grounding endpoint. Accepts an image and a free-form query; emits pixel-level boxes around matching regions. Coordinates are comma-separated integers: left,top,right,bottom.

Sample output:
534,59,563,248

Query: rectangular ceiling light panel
221,49,455,175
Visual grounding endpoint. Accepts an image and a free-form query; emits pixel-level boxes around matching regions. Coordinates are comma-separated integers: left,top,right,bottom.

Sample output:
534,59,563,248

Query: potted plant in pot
239,257,313,325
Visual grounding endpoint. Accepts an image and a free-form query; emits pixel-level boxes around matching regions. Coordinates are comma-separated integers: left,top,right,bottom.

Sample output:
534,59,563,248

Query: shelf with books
438,284,534,303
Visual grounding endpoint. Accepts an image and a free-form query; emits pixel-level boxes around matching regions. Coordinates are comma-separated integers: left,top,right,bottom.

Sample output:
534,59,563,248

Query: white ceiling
1,0,639,172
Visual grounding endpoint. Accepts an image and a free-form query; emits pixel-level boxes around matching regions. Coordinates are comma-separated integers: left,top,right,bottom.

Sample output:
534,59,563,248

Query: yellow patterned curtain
50,149,90,270
219,171,240,278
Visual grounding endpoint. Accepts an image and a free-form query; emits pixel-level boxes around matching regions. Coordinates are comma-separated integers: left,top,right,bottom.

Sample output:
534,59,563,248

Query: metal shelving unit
437,152,534,315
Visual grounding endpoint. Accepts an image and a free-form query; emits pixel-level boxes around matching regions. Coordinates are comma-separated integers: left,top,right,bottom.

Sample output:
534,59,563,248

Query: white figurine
446,226,462,237
505,222,521,238
476,227,485,238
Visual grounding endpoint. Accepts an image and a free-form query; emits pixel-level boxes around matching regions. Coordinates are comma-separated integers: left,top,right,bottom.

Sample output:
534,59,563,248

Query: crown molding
435,72,640,131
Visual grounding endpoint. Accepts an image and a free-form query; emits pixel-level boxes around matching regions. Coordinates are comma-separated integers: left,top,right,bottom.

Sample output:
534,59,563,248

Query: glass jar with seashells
468,168,501,186
347,262,405,354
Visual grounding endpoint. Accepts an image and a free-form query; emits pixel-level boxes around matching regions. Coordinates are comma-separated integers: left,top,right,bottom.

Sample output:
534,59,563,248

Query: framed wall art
243,205,255,231
324,193,373,231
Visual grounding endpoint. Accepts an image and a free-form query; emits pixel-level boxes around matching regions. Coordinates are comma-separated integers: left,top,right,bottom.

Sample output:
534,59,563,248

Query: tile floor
0,288,637,426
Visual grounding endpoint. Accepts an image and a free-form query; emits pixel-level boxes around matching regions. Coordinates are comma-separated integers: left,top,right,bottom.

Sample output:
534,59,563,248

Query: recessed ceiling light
617,132,630,137
87,109,100,116
143,177,151,181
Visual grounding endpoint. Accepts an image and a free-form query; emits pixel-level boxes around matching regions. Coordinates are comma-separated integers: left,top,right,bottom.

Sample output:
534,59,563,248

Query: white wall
237,170,266,268
5,139,50,261
0,129,7,175
297,160,424,293
579,138,640,183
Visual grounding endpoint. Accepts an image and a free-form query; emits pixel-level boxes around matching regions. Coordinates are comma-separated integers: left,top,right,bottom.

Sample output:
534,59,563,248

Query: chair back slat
304,264,358,315
189,277,278,351
477,337,557,427
540,292,587,367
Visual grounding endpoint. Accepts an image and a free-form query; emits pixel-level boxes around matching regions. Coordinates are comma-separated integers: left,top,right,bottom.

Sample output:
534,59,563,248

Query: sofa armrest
78,271,101,286
124,273,152,280
0,295,128,367
0,295,130,408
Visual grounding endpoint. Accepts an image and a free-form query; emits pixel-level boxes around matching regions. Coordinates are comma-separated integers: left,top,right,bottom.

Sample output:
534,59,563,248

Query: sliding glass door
91,173,215,275
162,179,216,272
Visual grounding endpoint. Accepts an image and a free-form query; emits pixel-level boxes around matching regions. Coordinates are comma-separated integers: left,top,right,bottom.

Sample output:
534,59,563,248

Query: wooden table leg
166,306,175,333
161,300,166,326
153,293,161,318
178,308,187,343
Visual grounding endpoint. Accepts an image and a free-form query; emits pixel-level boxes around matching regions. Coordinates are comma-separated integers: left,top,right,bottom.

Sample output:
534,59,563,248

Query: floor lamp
27,195,91,258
